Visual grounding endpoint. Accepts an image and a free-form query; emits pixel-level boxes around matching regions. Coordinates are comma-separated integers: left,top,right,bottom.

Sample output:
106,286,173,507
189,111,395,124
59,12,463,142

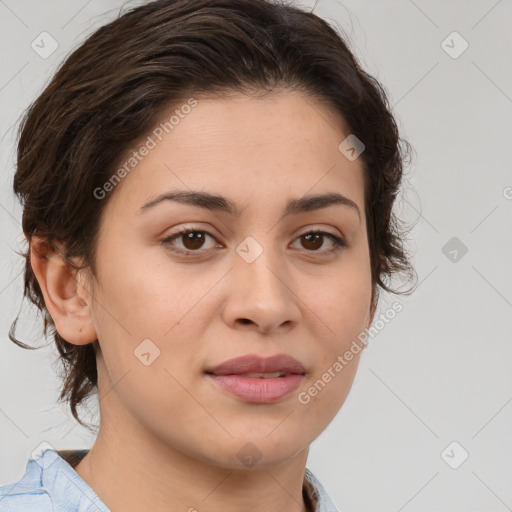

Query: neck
74,373,311,512
75,432,311,512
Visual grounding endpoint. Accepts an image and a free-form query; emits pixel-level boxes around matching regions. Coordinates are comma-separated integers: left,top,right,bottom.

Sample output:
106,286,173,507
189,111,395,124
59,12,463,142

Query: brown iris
181,232,207,250
300,233,324,251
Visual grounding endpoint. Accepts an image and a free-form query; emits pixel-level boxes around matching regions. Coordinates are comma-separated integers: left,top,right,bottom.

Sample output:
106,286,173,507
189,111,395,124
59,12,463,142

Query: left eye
291,231,347,252
161,229,346,254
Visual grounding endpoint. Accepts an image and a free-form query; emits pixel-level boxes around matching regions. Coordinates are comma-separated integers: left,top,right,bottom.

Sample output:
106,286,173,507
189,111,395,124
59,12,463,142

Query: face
85,90,373,469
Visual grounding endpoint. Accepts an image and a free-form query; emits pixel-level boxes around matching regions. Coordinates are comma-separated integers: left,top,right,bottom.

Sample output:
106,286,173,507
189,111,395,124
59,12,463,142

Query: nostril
239,318,252,325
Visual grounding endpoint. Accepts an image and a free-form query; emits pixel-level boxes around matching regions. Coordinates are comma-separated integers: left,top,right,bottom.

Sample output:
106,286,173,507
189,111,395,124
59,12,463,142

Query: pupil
303,233,321,250
184,232,204,249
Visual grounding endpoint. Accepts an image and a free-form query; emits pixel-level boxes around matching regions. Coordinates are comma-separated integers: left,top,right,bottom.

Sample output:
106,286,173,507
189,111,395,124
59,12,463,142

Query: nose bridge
234,234,286,300
218,218,308,333
225,231,303,330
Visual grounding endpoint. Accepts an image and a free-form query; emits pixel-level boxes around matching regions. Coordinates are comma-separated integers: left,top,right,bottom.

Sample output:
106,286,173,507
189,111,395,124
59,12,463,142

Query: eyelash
160,227,348,256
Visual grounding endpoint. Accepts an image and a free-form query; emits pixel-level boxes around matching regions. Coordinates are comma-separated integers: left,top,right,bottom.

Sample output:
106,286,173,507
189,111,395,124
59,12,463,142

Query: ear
30,236,97,345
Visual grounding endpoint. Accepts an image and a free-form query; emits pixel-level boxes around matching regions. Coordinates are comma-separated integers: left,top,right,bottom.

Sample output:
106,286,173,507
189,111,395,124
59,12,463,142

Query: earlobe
30,236,97,345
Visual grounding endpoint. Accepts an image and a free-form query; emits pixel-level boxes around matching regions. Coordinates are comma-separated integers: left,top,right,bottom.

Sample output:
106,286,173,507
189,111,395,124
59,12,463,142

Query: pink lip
205,354,306,404
207,374,304,403
205,354,306,376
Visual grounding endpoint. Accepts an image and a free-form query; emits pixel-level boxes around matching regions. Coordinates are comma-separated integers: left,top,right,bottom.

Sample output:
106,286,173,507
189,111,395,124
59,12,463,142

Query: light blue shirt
0,448,339,511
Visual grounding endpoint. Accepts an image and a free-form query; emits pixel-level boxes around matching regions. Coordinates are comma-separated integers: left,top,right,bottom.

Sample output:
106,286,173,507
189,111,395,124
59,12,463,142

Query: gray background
1,1,511,510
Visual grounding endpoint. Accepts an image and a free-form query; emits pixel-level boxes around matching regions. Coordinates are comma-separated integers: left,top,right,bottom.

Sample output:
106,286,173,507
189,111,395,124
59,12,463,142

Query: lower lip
206,374,304,403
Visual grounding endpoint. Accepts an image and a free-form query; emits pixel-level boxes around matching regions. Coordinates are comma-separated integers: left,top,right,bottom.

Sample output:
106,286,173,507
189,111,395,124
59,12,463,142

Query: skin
31,90,376,512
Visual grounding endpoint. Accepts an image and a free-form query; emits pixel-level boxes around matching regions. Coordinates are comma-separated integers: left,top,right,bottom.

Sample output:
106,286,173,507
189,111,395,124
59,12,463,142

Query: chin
203,436,308,471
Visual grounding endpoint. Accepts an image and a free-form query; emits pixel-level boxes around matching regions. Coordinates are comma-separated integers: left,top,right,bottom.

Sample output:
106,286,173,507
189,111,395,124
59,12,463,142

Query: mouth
205,353,306,376
204,354,306,403
224,371,290,378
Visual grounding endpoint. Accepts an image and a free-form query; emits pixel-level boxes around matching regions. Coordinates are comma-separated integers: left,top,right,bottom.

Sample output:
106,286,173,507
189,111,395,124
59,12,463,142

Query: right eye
161,228,220,254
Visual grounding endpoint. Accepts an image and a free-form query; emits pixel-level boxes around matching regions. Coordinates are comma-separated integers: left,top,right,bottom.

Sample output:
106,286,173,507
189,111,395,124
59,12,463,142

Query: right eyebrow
138,190,361,222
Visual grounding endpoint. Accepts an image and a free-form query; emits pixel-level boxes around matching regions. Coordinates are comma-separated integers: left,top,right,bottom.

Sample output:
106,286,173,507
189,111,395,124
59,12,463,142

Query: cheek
295,341,361,445
91,240,207,341
301,261,371,414
312,261,372,342
88,244,215,397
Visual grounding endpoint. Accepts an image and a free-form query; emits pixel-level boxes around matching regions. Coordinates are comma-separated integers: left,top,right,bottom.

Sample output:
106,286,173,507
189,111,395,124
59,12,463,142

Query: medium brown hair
10,0,417,429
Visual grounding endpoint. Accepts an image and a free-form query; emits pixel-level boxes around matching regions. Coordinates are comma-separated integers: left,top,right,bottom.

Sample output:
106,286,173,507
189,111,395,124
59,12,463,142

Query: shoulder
0,465,53,511
0,447,103,512
304,468,340,512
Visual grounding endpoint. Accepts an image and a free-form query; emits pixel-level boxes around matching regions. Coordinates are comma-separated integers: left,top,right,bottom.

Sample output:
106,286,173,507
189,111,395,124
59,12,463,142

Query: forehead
103,91,366,220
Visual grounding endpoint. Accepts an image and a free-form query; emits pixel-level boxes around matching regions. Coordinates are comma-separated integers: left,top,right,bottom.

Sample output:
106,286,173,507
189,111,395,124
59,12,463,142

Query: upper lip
206,354,306,376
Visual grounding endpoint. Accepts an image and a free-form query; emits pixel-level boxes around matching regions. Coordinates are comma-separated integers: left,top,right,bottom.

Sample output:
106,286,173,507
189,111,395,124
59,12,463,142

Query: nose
221,244,301,335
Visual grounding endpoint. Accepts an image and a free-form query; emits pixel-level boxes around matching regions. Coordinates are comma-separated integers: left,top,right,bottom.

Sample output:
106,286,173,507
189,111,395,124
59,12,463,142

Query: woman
0,0,416,510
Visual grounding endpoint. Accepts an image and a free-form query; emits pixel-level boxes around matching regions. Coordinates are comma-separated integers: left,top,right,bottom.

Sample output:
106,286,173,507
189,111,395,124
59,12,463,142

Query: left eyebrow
138,190,361,222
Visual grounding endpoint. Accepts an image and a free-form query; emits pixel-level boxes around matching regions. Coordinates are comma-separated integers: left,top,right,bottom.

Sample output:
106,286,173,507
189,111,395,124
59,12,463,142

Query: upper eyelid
162,226,346,250
163,225,343,241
